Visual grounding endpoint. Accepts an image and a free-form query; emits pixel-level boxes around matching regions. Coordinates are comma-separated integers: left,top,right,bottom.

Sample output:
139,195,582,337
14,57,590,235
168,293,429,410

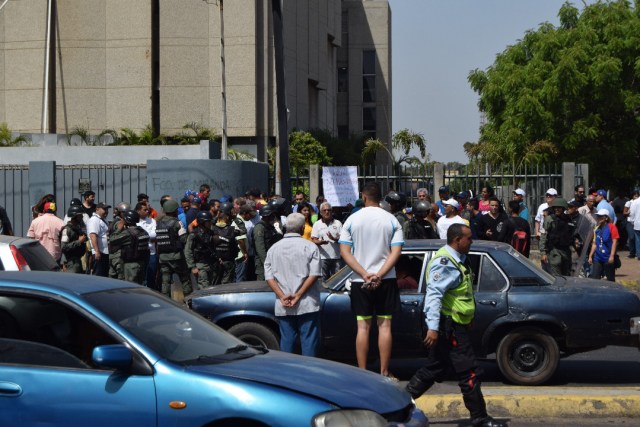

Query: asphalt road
382,345,640,388
428,418,638,426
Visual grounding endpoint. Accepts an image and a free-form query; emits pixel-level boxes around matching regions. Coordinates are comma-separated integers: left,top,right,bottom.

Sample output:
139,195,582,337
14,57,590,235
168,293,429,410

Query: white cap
596,209,610,217
546,188,558,196
513,188,526,196
442,198,460,209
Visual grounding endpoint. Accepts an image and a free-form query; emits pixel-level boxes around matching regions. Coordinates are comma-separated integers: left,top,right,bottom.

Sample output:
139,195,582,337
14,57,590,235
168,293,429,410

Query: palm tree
0,123,29,146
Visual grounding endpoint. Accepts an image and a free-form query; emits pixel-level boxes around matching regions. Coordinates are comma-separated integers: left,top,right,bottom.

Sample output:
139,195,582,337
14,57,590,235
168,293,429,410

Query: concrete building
0,0,391,162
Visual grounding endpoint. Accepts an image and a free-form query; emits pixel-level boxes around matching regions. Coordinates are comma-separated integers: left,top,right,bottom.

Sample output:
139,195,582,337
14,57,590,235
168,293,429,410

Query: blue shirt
597,200,615,221
519,203,529,221
423,245,466,331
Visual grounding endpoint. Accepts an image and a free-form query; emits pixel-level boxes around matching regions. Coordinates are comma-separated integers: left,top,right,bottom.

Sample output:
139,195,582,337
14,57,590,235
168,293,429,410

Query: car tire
228,322,280,350
496,327,559,385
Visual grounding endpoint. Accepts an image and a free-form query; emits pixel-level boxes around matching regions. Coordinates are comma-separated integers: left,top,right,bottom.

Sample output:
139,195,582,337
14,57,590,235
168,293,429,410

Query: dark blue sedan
188,240,640,386
0,271,427,427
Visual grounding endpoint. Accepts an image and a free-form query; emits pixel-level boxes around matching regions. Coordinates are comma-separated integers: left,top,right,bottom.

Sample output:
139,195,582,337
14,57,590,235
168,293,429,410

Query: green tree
468,1,640,188
173,122,219,145
361,128,428,171
288,130,332,173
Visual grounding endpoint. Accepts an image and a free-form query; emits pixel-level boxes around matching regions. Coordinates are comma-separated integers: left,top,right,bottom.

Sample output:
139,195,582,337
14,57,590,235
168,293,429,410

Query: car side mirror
92,344,133,370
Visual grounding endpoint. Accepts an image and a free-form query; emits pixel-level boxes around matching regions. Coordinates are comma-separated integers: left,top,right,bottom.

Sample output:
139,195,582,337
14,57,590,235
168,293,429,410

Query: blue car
0,271,427,427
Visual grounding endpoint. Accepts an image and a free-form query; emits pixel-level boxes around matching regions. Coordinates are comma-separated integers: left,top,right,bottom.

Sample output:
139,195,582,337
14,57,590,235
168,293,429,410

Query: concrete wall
0,140,221,165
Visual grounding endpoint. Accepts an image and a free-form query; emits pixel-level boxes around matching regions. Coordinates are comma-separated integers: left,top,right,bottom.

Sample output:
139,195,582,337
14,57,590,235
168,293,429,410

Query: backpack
509,219,529,256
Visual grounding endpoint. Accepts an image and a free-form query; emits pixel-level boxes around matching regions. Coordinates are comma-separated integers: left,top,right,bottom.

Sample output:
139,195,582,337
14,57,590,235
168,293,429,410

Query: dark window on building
363,107,376,137
363,76,376,102
338,67,348,93
362,50,376,75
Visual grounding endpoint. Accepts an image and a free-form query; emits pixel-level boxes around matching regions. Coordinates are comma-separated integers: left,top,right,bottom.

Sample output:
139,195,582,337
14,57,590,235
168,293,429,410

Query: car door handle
0,382,22,397
401,301,419,306
477,300,497,306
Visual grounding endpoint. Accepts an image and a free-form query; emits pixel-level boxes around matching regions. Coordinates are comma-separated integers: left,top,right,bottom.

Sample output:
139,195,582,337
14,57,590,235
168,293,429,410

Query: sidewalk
416,250,640,419
415,386,640,419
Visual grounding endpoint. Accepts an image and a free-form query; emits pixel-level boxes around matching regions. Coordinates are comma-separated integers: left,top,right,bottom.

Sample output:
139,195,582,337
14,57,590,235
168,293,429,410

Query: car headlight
313,409,387,427
631,317,640,335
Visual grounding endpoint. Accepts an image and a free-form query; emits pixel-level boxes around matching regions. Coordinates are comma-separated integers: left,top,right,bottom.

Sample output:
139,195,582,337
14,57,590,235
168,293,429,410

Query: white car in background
0,236,59,271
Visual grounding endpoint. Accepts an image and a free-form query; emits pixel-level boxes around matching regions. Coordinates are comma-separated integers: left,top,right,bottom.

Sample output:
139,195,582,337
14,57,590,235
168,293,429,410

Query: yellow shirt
303,222,313,240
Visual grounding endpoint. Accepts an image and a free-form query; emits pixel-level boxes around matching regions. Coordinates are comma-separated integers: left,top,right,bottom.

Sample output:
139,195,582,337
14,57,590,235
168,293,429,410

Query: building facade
0,0,391,161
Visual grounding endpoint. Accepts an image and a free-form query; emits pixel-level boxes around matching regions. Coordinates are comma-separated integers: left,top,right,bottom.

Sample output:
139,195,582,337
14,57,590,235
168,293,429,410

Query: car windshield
84,288,260,364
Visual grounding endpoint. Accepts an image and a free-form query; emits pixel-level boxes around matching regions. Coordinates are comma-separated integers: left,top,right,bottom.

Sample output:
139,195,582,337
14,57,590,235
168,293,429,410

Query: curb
415,387,640,418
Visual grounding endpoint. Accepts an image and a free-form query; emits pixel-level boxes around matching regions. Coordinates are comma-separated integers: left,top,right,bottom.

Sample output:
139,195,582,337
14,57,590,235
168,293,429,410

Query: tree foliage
288,130,332,173
0,123,29,146
469,1,640,187
361,128,428,170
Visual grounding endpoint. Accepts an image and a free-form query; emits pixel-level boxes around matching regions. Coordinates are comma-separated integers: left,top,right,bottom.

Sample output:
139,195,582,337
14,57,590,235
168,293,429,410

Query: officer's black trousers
406,319,488,421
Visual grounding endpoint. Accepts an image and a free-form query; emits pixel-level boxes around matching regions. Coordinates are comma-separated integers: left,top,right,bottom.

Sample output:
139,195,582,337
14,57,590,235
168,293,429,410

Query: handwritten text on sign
322,166,359,207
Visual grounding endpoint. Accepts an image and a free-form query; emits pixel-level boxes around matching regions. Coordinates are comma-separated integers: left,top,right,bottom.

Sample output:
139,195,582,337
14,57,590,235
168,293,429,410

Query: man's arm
340,243,372,282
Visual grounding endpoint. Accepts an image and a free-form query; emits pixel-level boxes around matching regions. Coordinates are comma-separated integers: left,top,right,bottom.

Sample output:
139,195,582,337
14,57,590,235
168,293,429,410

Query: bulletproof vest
192,227,216,261
121,226,151,262
394,211,408,227
406,218,437,240
212,224,239,261
156,217,184,254
261,221,283,252
548,214,574,249
61,223,86,258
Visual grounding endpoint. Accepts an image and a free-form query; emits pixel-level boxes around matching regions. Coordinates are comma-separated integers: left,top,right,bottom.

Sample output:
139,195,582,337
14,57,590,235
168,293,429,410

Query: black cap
439,185,450,193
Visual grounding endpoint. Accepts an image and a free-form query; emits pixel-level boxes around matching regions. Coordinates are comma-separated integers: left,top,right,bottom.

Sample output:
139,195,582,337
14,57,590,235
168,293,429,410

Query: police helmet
550,197,568,209
384,191,407,205
67,205,84,218
219,202,234,216
163,199,179,214
196,211,213,225
115,202,130,215
70,198,82,206
123,209,140,225
268,197,287,213
412,200,431,216
259,204,276,217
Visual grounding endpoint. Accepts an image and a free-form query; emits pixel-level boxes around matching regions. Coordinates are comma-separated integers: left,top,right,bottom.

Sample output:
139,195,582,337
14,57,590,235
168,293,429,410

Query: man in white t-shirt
436,199,467,239
311,202,344,280
534,188,558,237
87,202,111,276
339,182,404,379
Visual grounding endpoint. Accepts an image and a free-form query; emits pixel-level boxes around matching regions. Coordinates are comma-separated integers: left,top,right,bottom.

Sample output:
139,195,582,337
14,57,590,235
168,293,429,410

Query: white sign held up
322,166,359,207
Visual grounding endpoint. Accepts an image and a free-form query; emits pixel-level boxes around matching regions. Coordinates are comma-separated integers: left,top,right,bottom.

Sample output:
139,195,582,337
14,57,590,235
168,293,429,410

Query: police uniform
156,214,192,298
406,245,503,427
253,219,283,280
211,221,239,285
185,226,217,289
540,212,573,276
107,220,125,280
403,217,438,240
60,222,87,273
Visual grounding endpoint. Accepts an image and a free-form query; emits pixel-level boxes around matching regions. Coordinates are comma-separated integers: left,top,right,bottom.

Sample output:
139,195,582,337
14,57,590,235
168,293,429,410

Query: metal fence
0,164,147,236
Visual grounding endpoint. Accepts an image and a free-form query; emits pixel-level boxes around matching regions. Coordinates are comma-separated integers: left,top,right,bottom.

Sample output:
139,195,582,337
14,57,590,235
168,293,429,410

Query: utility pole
219,0,228,159
272,0,290,200
151,0,160,137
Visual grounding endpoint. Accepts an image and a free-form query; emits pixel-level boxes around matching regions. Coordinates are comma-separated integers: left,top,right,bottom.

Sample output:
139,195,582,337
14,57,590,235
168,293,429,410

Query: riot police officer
156,199,192,301
185,211,217,289
109,210,150,284
107,202,130,280
540,197,573,276
212,202,241,285
253,204,283,280
60,205,88,273
385,191,408,227
406,224,507,427
403,200,438,239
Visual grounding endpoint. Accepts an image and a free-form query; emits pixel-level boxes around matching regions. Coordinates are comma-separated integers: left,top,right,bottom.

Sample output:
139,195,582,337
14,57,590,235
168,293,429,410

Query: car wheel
496,327,559,385
228,322,280,350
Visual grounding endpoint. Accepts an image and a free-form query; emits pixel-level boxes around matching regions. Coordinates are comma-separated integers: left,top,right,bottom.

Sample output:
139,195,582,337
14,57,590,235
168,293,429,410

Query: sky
388,0,593,163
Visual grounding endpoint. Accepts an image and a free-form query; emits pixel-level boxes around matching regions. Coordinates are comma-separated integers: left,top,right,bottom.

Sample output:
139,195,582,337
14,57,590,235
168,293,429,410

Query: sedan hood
186,350,410,411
